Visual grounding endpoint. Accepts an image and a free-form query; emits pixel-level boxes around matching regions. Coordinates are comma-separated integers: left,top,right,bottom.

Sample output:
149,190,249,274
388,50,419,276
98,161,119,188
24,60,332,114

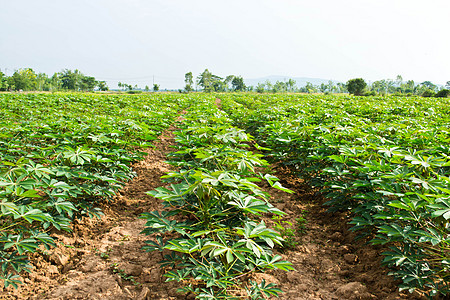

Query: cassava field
1,92,449,299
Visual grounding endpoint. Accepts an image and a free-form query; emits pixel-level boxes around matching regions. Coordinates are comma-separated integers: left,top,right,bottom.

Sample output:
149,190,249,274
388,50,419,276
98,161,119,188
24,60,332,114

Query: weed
118,235,131,242
98,248,112,260
110,263,140,286
271,216,298,249
295,210,308,234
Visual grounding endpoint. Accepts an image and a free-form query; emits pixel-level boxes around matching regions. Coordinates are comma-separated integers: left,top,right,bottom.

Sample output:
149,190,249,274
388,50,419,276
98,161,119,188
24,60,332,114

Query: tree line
182,69,247,93
346,76,450,97
186,69,449,97
1,67,448,97
0,68,108,92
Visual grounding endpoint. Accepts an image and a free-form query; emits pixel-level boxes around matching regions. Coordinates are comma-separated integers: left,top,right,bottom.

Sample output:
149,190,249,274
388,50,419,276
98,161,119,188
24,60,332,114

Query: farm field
1,92,449,299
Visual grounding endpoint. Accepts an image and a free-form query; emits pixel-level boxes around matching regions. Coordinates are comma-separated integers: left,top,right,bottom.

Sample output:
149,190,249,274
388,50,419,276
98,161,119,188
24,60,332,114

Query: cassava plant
141,103,294,299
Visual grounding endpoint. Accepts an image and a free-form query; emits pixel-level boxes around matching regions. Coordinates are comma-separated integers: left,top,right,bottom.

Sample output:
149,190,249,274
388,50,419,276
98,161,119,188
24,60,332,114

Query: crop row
0,93,194,288
141,97,294,299
219,94,450,297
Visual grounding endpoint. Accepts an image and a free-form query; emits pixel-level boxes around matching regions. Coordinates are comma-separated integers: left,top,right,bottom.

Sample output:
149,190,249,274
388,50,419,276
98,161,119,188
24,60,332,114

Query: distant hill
244,75,340,88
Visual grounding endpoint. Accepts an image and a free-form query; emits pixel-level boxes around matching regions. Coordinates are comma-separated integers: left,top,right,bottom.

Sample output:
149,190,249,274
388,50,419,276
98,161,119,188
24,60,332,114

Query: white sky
1,0,449,89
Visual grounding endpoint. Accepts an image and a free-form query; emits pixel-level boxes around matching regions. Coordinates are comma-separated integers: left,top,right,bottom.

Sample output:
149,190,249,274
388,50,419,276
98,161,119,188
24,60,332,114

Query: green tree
371,80,384,94
421,81,436,90
403,80,415,94
286,79,296,92
273,81,287,93
386,79,396,94
346,78,367,96
336,82,347,93
256,83,265,93
396,75,403,87
35,73,50,91
264,80,273,92
10,68,37,91
197,69,226,92
80,76,97,91
0,71,9,91
211,77,225,92
144,85,150,92
224,75,235,91
184,72,193,92
97,81,109,91
303,82,317,93
231,76,246,91
327,80,335,93
50,73,61,91
60,69,83,90
197,69,213,92
153,83,160,92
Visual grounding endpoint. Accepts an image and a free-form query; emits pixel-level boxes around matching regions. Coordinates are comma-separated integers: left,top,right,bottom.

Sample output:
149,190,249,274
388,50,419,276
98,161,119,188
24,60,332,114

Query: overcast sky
1,0,449,89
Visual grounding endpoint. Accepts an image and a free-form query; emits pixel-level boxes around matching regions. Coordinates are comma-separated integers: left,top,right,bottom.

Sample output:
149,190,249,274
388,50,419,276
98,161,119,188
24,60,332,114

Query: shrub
364,91,377,96
422,89,435,97
435,89,450,98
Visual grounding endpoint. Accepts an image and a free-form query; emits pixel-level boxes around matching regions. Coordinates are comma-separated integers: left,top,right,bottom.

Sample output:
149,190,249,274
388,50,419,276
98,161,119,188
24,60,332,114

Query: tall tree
197,69,213,92
224,75,235,91
0,71,9,91
256,83,265,93
80,76,97,91
286,79,296,92
273,81,287,93
336,82,347,93
50,73,61,91
184,72,194,92
35,73,50,91
327,80,335,93
211,76,225,92
421,81,436,91
231,76,246,91
10,68,37,91
97,81,109,91
304,82,316,93
404,80,415,93
60,69,82,90
396,75,403,87
346,78,367,96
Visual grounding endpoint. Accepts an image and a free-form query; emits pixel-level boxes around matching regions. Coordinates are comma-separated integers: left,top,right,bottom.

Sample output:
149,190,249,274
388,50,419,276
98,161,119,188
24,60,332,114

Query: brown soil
214,98,222,109
0,127,423,299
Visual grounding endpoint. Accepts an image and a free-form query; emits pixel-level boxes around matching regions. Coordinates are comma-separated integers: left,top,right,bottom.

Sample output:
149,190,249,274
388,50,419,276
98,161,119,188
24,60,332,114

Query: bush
422,89,435,97
435,89,450,98
126,90,142,94
364,91,377,96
